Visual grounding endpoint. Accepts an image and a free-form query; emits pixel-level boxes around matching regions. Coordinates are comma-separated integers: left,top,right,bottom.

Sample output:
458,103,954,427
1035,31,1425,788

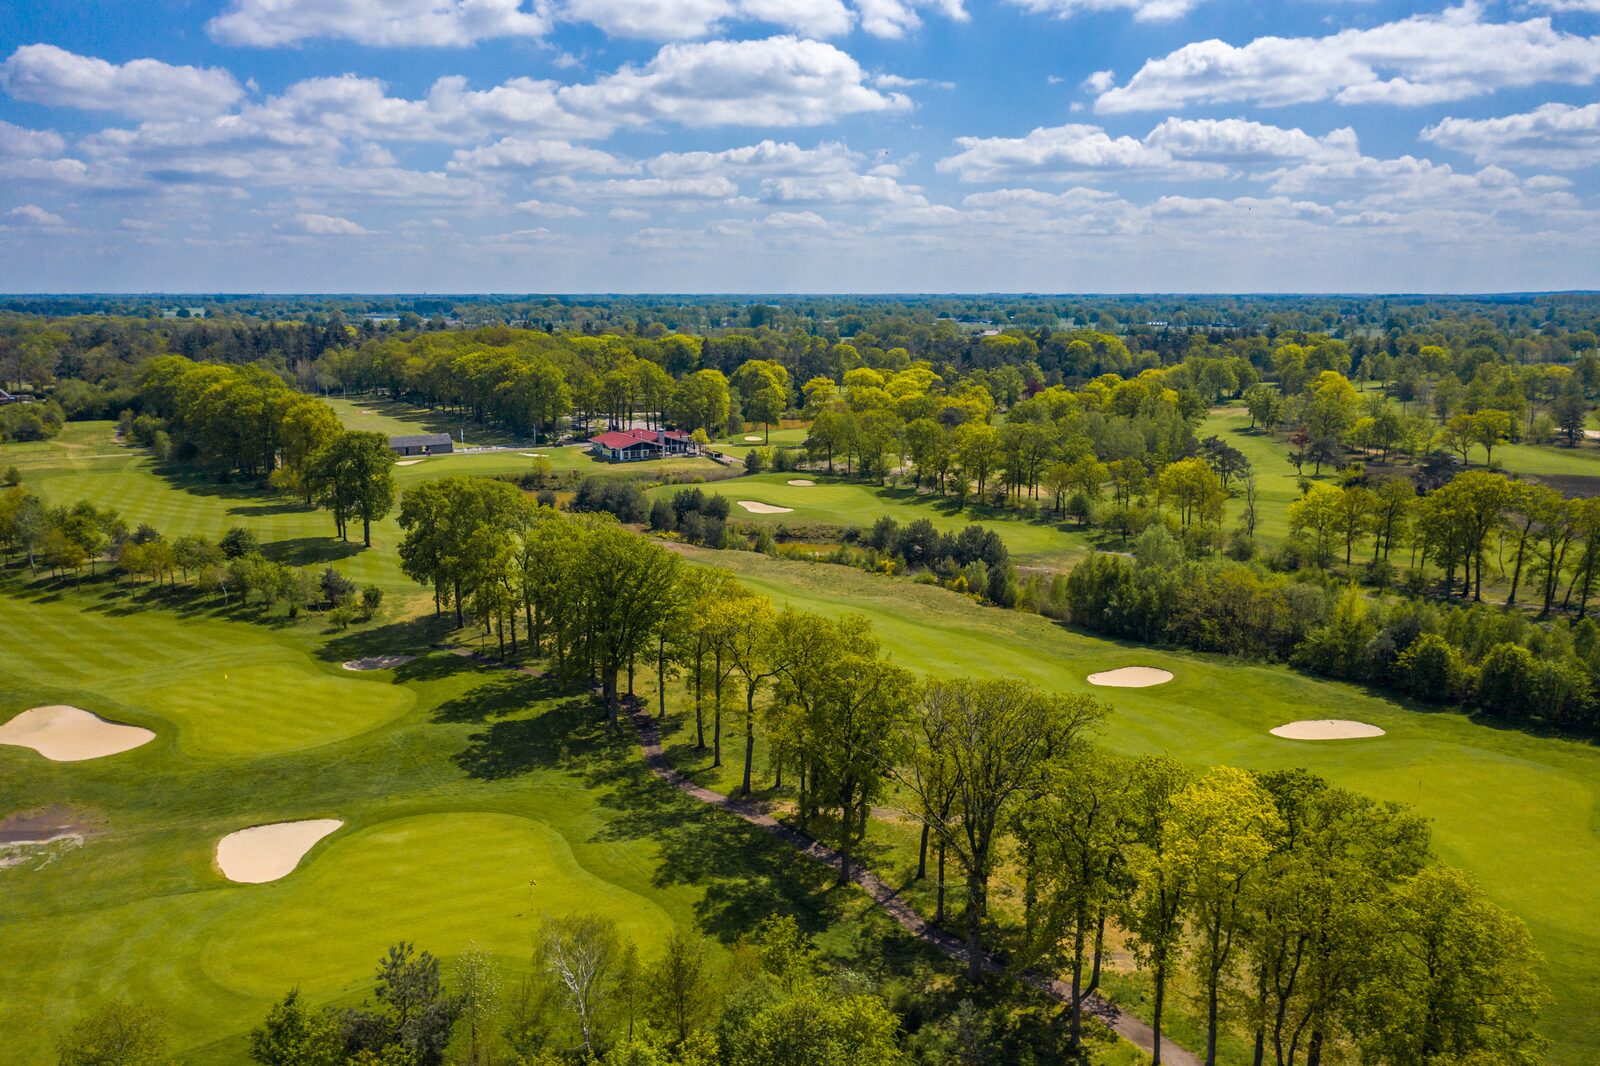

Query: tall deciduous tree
897,678,1106,983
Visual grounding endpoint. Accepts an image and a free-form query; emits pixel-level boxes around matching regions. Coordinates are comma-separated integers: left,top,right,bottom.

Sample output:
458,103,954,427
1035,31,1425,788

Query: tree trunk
740,688,756,796
964,874,986,984
935,841,947,925
1152,965,1166,1066
916,823,929,880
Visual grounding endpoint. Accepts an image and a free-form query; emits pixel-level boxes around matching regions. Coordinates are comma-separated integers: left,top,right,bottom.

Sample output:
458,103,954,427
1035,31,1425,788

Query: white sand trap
738,500,794,514
743,435,763,442
1271,719,1386,741
217,819,343,883
0,706,154,762
1087,667,1174,688
520,452,549,458
787,479,816,486
395,459,426,466
342,654,415,672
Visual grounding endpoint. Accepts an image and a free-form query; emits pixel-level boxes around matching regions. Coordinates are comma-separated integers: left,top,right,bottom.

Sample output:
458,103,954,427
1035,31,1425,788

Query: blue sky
1,0,1597,293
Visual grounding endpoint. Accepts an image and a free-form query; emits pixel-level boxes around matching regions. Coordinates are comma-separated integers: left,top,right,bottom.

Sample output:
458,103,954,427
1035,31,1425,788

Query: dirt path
449,646,1193,1065
629,709,1197,1066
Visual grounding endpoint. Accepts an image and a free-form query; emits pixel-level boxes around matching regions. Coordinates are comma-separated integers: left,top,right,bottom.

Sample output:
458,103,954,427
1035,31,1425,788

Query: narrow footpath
449,647,1195,1065
628,709,1199,1066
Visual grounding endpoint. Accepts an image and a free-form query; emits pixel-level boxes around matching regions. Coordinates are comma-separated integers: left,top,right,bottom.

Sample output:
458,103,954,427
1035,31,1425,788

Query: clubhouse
590,427,700,462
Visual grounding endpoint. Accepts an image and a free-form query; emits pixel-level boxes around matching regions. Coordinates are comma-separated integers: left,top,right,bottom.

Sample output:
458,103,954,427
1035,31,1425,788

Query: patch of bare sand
1270,720,1386,740
395,459,426,466
216,819,343,883
0,706,154,761
786,479,815,486
743,435,763,442
738,500,793,514
1086,667,1173,688
520,452,550,458
341,654,415,672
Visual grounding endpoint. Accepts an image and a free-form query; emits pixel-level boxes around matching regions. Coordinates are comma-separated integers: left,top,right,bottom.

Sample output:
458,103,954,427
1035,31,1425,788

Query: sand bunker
342,654,415,672
1271,720,1386,740
743,435,763,442
217,819,343,883
738,500,794,514
395,459,426,466
0,706,154,762
1086,667,1174,688
786,479,816,486
520,452,549,458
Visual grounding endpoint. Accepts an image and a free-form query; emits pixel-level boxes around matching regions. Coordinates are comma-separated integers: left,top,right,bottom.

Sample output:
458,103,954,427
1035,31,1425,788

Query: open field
659,545,1600,1064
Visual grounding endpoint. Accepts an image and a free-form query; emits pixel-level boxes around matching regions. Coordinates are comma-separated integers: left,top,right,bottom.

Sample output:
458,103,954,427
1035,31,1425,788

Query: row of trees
1067,528,1600,733
0,488,379,620
1287,470,1600,611
231,916,929,1066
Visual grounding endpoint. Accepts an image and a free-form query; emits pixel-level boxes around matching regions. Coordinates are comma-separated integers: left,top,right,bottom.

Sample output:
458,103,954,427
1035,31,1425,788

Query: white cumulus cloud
1096,5,1600,112
208,0,550,47
1010,0,1203,23
1422,102,1600,168
6,203,65,227
296,213,369,235
1,44,243,119
0,119,65,159
561,37,911,128
560,0,853,40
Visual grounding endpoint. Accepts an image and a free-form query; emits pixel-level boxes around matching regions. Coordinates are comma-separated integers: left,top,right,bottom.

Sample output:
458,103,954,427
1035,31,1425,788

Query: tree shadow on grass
261,536,363,568
451,689,618,780
229,499,316,518
316,615,459,667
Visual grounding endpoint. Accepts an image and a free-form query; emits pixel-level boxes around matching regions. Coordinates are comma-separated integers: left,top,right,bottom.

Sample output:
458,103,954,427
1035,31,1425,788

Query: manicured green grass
1198,408,1324,545
7,423,1599,1063
661,545,1600,1064
1492,440,1600,479
0,570,927,1062
650,472,1094,569
323,396,520,447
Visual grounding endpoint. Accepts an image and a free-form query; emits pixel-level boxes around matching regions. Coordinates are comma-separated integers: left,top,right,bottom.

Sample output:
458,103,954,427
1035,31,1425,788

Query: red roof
591,431,656,450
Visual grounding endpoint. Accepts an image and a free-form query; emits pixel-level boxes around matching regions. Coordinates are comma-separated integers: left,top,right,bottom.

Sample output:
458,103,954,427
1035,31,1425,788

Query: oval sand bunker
786,479,815,486
1086,667,1173,688
738,500,793,514
0,706,154,762
217,819,343,883
1271,720,1386,741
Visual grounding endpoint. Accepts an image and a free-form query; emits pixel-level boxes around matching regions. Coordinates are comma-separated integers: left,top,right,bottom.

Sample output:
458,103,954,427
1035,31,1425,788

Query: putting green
0,593,411,757
205,812,675,999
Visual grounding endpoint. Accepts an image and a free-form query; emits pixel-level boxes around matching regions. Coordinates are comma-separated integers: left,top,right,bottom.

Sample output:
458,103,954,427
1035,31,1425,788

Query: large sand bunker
217,819,343,883
1086,667,1174,688
743,435,763,442
786,479,815,486
1271,719,1386,740
395,459,426,466
342,654,415,672
0,706,154,761
737,500,793,514
520,452,549,458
